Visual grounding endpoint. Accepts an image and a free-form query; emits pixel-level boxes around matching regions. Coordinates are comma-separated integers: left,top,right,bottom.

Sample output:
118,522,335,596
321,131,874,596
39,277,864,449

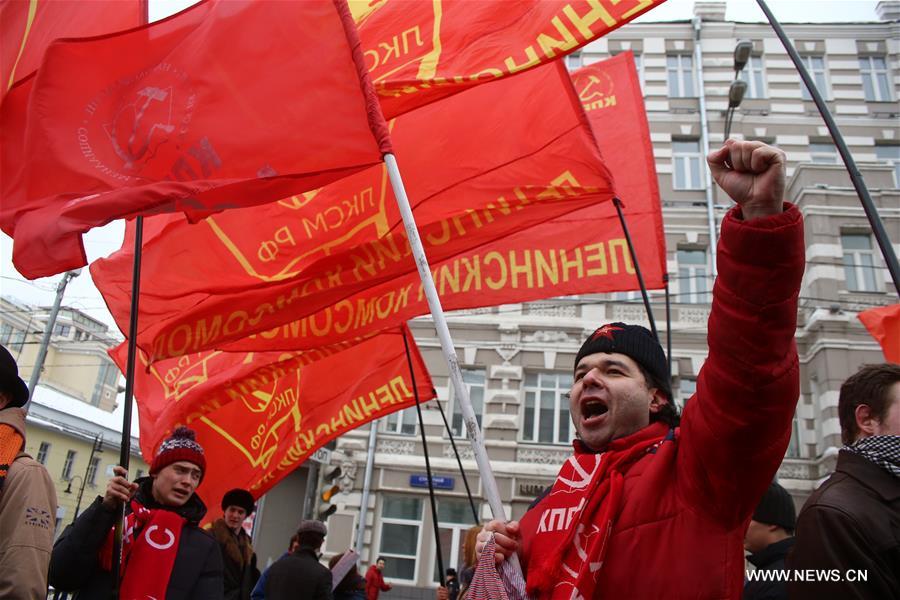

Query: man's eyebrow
575,358,631,372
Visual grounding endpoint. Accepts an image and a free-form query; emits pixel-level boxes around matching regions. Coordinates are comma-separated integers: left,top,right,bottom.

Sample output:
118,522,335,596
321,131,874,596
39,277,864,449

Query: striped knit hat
150,426,206,478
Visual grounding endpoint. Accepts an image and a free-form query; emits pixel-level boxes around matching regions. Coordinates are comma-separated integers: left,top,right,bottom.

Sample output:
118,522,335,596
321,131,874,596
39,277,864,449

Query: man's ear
854,404,878,439
648,388,668,414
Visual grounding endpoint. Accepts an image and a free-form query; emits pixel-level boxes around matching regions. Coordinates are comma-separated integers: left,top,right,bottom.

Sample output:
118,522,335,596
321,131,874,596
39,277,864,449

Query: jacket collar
836,450,900,502
133,476,208,524
747,536,794,569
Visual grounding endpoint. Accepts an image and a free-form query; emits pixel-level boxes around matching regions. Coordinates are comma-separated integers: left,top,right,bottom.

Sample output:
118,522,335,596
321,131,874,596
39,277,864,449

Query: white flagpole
384,153,525,579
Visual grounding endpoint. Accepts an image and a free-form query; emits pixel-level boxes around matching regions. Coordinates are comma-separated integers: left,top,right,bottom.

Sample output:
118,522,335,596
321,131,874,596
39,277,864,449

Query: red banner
92,61,617,361
1,0,144,93
572,51,666,280
858,303,900,363
351,0,667,118
2,0,391,279
112,326,434,516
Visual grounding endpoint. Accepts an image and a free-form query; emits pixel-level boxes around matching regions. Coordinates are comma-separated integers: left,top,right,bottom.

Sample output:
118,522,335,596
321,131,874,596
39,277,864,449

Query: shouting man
478,140,805,599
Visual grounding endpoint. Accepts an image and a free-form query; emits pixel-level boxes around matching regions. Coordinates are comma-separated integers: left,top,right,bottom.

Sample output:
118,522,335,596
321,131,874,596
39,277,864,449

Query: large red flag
91,61,617,361
1,0,145,93
113,326,434,521
351,0,667,118
858,303,900,363
1,0,391,279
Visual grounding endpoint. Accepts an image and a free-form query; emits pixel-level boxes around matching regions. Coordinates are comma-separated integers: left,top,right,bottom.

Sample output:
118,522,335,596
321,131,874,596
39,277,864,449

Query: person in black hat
743,481,796,600
475,139,806,600
0,343,58,598
210,488,260,600
265,520,332,600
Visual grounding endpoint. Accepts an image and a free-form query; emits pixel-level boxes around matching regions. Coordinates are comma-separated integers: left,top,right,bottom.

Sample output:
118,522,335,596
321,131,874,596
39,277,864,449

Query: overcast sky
0,0,885,332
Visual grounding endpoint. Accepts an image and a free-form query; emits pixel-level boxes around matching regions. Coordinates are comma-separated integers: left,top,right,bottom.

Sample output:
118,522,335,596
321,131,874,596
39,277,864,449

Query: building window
786,412,801,458
86,457,101,486
53,324,70,337
809,142,838,164
0,324,25,353
384,407,417,435
61,450,76,480
672,139,704,190
875,144,900,186
450,369,485,438
859,56,891,102
378,496,423,581
737,55,766,98
679,377,697,408
800,55,829,100
667,54,694,97
433,498,478,583
841,234,879,292
677,249,709,304
522,372,573,445
565,51,583,71
36,441,50,465
91,360,120,407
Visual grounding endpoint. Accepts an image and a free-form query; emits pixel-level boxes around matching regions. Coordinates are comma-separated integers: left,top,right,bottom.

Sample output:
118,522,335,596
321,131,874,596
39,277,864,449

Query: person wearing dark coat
49,427,223,600
742,481,796,600
265,520,332,600
210,488,260,600
787,363,900,600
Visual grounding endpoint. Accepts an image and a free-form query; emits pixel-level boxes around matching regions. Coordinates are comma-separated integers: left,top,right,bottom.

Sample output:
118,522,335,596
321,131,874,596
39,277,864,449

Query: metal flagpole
401,328,445,587
756,0,899,294
613,198,659,341
664,273,673,375
384,153,525,580
111,216,144,598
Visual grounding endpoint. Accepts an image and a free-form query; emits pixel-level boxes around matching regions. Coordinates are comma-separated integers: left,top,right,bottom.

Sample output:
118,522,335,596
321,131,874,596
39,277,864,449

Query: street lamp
723,40,754,140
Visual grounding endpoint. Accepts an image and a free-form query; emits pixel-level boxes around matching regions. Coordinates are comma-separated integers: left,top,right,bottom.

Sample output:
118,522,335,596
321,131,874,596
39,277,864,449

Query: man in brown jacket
787,363,900,599
0,344,58,599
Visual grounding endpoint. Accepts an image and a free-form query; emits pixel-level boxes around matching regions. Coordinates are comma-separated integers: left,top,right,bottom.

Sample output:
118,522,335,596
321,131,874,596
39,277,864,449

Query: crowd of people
0,139,896,600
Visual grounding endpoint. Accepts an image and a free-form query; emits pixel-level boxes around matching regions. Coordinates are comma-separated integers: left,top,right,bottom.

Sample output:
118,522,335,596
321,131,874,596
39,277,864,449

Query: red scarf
99,498,186,600
526,422,669,599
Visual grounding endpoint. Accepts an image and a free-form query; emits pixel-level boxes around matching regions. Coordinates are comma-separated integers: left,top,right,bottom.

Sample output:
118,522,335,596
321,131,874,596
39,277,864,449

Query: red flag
1,0,145,93
113,326,434,522
1,0,391,279
572,51,666,281
351,0,667,118
858,303,900,363
91,61,617,361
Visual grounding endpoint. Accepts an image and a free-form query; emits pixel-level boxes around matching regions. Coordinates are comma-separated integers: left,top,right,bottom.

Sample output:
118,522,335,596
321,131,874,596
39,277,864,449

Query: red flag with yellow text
858,303,900,363
1,0,144,93
111,326,434,518
92,61,618,361
351,0,667,118
1,0,391,279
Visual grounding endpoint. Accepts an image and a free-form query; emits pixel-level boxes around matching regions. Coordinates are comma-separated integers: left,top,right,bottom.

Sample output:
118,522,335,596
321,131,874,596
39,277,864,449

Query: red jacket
519,204,805,599
365,565,390,600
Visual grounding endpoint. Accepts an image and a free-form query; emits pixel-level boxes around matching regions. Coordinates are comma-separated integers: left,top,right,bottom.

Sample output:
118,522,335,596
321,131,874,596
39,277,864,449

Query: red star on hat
589,324,623,341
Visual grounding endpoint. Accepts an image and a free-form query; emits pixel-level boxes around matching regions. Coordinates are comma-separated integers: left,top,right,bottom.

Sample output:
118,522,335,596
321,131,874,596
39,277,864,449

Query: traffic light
317,466,342,520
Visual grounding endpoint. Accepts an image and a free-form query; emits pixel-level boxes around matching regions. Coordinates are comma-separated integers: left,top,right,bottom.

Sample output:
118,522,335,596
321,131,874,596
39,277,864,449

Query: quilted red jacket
519,204,805,599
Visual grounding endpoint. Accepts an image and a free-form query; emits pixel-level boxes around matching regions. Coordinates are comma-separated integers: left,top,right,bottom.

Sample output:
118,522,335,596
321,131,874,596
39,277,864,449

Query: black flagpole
664,273,672,375
433,391,479,524
111,216,144,597
400,327,445,587
613,198,659,341
757,0,899,294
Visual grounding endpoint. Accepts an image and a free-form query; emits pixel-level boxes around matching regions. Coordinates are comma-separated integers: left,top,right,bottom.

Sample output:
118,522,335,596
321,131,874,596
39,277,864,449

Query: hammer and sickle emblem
144,525,175,550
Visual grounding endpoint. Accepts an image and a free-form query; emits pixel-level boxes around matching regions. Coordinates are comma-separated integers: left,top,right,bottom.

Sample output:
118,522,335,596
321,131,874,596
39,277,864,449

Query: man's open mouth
581,399,609,423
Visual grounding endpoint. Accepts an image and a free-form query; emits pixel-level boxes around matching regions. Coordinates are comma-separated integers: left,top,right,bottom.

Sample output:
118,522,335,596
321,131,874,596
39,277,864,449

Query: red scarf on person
98,498,186,600
526,422,669,599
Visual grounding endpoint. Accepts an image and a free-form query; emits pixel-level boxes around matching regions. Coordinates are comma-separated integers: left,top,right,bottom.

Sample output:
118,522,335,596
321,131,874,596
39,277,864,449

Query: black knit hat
753,481,796,530
0,344,29,409
222,488,255,514
575,323,671,400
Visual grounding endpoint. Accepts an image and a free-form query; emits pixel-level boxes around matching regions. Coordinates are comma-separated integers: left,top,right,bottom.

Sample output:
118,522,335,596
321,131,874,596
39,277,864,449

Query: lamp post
67,434,104,521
